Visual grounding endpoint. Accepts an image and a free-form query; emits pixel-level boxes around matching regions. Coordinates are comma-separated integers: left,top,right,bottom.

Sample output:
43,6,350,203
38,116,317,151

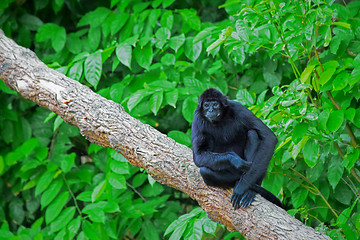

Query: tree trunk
0,30,330,240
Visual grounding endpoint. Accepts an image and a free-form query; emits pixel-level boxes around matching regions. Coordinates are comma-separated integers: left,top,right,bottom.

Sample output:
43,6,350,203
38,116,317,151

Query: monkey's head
198,88,228,123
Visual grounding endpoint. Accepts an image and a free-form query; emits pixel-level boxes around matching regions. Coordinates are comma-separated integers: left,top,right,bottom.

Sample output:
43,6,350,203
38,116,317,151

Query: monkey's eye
203,103,209,108
213,102,220,108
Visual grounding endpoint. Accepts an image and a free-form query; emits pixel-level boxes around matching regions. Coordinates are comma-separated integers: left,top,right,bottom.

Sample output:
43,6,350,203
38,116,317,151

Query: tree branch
0,30,329,240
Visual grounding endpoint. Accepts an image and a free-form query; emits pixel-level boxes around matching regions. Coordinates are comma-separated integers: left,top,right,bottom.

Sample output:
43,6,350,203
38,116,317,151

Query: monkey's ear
221,100,229,108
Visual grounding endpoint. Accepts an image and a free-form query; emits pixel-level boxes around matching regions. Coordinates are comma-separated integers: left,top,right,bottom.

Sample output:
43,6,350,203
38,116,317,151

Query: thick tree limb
0,30,329,240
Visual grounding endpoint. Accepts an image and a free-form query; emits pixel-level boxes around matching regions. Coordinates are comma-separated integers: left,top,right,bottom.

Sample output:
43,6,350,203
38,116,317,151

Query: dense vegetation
0,0,359,239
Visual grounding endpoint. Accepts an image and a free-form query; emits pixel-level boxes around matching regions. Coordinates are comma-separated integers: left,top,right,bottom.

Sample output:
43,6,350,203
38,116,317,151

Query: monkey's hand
228,153,252,171
231,180,256,209
210,152,251,171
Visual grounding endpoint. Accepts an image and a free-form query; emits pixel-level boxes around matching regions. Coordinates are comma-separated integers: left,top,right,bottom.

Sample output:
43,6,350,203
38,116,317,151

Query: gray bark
0,30,330,240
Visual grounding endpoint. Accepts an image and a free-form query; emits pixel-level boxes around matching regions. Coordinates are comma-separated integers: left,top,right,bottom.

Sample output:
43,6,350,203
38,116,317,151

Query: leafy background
0,0,360,239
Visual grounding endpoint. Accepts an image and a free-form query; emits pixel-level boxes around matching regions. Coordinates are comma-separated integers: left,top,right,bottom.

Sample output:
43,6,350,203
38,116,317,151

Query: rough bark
0,30,330,240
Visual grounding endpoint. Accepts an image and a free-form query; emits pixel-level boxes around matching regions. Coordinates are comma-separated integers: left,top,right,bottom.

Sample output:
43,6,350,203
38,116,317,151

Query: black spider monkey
191,88,283,209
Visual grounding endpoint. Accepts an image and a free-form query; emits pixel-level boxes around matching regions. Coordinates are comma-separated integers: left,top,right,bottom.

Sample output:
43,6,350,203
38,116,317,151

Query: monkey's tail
251,184,284,209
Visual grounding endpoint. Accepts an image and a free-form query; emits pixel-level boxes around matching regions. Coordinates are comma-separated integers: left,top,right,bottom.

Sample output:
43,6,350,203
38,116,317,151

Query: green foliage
164,207,244,240
1,0,360,239
212,0,360,238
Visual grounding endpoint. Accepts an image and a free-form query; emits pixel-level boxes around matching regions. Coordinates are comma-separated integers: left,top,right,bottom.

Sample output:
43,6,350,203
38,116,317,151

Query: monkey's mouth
206,112,221,122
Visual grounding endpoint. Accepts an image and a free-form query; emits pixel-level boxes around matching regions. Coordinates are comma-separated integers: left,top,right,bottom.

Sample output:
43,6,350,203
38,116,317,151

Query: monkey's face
202,100,222,122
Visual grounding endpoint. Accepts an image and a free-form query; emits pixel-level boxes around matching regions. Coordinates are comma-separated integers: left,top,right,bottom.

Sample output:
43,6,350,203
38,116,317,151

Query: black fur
192,88,282,209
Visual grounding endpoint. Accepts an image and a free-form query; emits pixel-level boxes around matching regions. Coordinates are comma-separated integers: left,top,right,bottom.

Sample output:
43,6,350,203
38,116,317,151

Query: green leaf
185,39,202,62
202,217,217,234
330,35,342,54
68,61,84,81
0,80,17,94
292,122,309,144
300,65,315,84
334,182,352,205
332,71,349,91
149,90,163,115
324,26,331,47
108,173,126,189
143,220,160,240
116,43,132,69
35,171,55,197
41,179,63,208
127,90,150,111
164,219,179,236
53,115,64,132
318,109,330,130
193,27,217,43
165,89,178,108
169,34,185,52
77,7,111,28
292,187,308,208
256,90,268,105
67,216,81,238
328,158,344,189
19,138,39,156
84,52,102,89
0,156,4,175
110,82,125,103
291,136,309,159
87,208,106,223
45,191,69,224
9,198,25,225
5,149,22,166
82,220,101,240
148,80,175,90
91,180,106,202
162,0,175,8
168,131,191,146
132,174,147,188
183,77,206,93
303,138,319,167
88,26,101,50
61,153,75,173
349,66,360,86
133,2,150,13
36,23,66,52
110,160,129,174
160,10,174,30
147,8,161,28
20,117,32,142
155,27,171,49
179,9,201,31
345,108,355,121
263,72,281,87
235,19,250,42
161,53,176,66
332,22,351,29
134,43,153,70
50,207,76,234
206,27,232,52
52,26,66,52
327,110,344,132
169,221,187,240
110,149,128,162
19,14,43,31
236,89,255,106
343,149,359,170
354,108,360,128
35,23,56,42
53,0,65,14
18,27,31,48
182,96,198,123
110,13,129,35
318,61,339,85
